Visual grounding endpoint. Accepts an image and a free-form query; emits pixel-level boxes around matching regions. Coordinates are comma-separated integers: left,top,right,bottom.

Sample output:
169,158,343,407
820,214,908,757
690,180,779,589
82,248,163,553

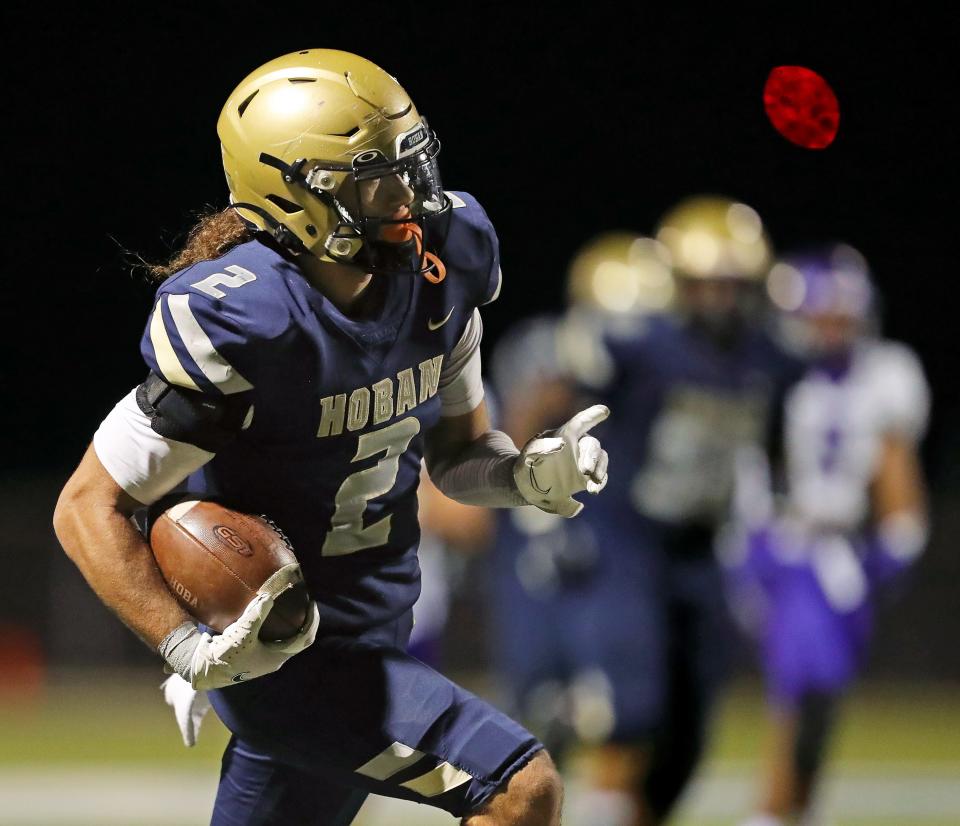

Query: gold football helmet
217,49,449,276
566,233,674,315
655,195,771,281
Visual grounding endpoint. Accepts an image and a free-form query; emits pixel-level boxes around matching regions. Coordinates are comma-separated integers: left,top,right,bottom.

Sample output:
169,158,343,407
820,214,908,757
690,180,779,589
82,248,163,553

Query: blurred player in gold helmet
657,194,772,343
493,201,792,826
566,232,675,317
500,232,672,443
489,201,800,826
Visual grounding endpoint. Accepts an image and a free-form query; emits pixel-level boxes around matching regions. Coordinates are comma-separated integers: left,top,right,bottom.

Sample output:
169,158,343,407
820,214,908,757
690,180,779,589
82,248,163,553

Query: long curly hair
146,207,255,282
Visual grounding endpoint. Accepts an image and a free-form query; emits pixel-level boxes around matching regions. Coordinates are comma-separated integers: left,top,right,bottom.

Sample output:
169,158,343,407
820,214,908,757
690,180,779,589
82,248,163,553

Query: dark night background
3,4,959,677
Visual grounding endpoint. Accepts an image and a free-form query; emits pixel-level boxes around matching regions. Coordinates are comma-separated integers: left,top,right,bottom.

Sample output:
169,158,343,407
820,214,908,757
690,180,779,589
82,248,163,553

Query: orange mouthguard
380,220,446,284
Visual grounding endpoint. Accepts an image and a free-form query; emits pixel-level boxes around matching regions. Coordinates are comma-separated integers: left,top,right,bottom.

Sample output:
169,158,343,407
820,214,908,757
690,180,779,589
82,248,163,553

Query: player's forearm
426,429,528,508
53,450,191,649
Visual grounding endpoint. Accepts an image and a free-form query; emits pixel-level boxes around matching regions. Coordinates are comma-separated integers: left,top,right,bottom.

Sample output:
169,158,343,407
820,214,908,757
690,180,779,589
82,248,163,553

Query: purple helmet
766,243,874,320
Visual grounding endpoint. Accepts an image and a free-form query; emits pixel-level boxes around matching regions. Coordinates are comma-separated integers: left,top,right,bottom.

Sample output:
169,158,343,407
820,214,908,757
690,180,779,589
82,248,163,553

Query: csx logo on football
214,525,254,556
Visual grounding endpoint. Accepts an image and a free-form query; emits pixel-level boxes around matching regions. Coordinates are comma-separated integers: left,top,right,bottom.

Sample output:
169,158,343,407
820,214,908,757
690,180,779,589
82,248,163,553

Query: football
149,499,311,642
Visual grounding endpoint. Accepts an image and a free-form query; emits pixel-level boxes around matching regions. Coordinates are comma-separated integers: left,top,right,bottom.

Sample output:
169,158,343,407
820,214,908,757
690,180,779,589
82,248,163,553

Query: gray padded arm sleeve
438,309,485,417
426,429,529,508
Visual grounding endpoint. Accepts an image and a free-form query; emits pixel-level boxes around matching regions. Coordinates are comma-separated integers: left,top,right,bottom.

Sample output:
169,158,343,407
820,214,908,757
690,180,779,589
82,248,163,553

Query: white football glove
161,673,210,747
513,404,610,518
159,563,321,691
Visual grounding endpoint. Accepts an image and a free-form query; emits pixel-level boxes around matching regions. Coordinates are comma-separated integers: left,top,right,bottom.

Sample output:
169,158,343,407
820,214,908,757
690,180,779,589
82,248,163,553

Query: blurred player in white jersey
729,243,930,826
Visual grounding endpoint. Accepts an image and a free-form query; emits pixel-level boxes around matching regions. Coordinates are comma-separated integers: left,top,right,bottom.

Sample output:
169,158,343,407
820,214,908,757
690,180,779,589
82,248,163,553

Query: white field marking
0,768,217,825
673,762,960,821
1,764,959,825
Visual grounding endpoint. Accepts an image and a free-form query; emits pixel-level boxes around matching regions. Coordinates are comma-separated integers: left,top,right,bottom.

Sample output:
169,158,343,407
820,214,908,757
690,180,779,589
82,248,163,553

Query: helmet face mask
302,129,451,274
675,275,763,346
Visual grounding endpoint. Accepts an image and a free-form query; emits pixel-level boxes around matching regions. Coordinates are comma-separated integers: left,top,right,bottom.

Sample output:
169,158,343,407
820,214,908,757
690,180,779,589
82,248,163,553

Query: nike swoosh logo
232,672,250,683
427,306,455,331
529,466,552,496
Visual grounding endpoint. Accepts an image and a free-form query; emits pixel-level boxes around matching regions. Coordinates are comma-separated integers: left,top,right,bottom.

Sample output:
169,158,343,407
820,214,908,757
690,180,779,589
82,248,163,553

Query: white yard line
0,764,958,825
0,768,216,825
676,766,960,820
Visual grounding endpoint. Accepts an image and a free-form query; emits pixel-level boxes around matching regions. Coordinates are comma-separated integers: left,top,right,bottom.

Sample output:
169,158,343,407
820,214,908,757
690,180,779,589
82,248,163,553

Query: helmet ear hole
237,90,259,118
265,194,304,214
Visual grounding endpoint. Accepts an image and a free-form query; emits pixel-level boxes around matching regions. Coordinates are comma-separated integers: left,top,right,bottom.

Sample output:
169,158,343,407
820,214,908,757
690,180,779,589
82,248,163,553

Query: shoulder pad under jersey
440,191,503,308
142,239,295,395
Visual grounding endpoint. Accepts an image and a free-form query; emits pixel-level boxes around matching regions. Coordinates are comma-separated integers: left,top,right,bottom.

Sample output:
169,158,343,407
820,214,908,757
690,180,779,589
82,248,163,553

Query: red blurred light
764,66,840,149
0,622,45,703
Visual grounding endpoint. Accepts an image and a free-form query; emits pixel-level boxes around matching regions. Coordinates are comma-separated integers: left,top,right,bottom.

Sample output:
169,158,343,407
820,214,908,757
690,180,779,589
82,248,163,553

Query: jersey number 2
322,417,421,556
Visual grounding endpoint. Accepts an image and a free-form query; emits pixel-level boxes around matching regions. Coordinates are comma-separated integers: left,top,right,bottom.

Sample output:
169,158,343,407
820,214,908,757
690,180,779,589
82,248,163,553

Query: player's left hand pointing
514,404,610,518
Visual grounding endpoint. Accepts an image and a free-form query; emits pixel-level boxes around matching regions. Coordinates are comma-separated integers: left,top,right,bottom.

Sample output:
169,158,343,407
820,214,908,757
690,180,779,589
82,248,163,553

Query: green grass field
1,670,957,825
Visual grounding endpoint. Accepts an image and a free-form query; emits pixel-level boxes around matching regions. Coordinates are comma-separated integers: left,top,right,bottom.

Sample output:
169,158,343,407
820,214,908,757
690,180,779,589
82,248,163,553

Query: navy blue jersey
488,310,795,751
582,312,800,531
141,192,500,632
495,310,800,538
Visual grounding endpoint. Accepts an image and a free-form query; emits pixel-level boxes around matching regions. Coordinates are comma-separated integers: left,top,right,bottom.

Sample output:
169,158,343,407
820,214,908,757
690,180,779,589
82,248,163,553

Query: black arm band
135,371,251,453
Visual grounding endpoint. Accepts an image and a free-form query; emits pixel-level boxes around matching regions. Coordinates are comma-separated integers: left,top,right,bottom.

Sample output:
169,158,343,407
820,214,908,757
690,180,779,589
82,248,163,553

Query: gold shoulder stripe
149,299,199,390
167,294,253,394
400,761,473,797
355,742,425,782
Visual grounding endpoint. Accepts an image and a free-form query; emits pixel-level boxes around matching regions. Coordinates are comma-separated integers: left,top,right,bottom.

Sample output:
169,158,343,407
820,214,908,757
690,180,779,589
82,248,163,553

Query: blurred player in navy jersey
52,49,612,826
728,245,929,826
410,382,497,669
489,200,802,826
410,469,492,667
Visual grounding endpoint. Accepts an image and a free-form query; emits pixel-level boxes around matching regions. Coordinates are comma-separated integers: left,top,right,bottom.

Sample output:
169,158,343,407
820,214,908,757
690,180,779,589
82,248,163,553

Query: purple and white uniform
735,337,929,703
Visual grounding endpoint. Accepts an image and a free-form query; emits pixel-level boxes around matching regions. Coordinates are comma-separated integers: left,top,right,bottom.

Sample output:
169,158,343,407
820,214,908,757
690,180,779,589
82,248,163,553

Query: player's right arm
53,444,195,649
53,284,318,689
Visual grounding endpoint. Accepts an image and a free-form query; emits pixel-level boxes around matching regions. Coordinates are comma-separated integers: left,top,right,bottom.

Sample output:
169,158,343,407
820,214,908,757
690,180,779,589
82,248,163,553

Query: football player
408,467,493,667
52,49,610,826
730,245,930,826
489,202,801,826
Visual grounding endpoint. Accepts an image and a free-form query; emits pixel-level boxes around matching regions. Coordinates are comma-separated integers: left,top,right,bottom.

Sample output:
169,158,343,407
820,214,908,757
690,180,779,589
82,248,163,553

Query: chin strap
380,220,447,284
227,201,308,254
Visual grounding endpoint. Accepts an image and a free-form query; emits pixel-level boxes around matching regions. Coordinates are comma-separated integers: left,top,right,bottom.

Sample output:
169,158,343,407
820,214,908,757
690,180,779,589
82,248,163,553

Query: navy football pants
208,613,541,825
492,526,731,818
